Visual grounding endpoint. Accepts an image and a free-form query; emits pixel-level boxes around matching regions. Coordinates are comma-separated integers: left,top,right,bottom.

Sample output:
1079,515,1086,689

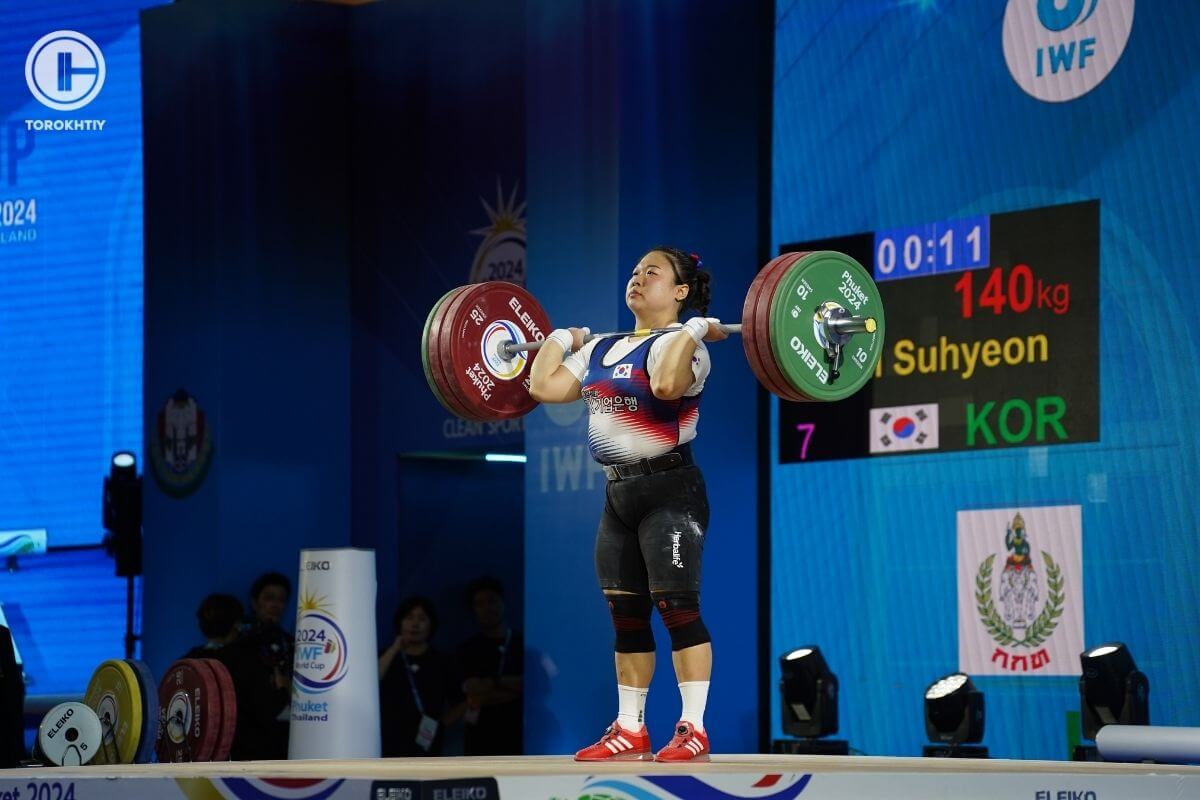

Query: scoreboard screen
778,200,1098,463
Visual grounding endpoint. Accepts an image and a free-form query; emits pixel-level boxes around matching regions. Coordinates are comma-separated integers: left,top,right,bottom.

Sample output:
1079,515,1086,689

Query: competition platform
5,754,1199,800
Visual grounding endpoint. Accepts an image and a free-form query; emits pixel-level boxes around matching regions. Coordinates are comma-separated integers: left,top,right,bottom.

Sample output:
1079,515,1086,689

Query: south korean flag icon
613,363,633,379
870,403,939,454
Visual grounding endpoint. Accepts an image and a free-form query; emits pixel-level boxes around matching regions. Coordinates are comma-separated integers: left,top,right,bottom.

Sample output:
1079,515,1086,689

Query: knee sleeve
653,591,711,651
607,593,655,653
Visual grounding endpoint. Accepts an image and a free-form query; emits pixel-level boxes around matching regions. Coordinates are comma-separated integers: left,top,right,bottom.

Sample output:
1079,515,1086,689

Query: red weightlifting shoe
654,721,710,762
574,720,654,762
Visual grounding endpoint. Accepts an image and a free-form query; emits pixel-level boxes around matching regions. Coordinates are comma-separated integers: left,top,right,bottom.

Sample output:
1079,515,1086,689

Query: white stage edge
3,754,1199,800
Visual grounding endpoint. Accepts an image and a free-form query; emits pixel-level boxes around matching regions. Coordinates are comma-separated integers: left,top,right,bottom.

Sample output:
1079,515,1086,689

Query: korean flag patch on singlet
613,363,632,379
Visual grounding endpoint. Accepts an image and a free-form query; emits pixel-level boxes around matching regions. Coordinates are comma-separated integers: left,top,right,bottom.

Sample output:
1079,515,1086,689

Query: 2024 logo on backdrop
1003,0,1135,102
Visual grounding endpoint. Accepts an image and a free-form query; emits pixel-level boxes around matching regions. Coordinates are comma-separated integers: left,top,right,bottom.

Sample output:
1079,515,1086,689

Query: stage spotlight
103,451,142,578
1079,642,1149,741
771,645,848,755
103,452,142,565
922,672,987,758
103,451,143,659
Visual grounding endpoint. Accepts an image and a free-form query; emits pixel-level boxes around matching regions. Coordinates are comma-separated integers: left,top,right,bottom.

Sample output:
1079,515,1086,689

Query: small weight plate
442,281,551,419
157,658,222,762
84,658,144,764
37,702,103,766
770,251,885,401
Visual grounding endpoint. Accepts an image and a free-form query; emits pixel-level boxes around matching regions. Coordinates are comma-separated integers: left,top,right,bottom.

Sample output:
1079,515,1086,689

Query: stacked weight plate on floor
201,658,238,760
742,250,885,402
422,281,552,420
156,658,237,762
126,659,160,763
84,659,146,764
35,702,104,766
84,659,162,764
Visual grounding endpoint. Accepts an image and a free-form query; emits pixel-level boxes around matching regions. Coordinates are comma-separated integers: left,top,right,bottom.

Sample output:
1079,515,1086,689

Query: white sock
678,681,710,731
617,684,649,731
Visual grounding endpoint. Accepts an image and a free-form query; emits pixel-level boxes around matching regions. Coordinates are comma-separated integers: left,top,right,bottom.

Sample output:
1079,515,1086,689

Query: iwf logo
25,31,106,110
1003,0,1135,102
293,593,350,694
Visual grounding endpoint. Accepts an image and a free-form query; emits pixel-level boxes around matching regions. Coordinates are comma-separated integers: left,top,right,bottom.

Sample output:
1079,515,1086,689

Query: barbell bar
420,250,886,420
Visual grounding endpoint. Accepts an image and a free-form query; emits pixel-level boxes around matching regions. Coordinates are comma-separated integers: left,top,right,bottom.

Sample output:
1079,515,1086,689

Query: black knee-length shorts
594,464,710,594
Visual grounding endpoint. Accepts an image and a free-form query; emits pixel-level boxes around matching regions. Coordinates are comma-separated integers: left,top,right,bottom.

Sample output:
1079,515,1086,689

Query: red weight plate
756,251,814,402
200,659,238,761
741,254,801,400
189,659,224,763
747,253,811,401
739,257,778,393
444,281,551,419
432,284,493,420
427,286,488,421
156,659,221,763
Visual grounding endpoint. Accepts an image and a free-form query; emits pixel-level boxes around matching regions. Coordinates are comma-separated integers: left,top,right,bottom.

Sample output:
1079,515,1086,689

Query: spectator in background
378,596,461,756
456,576,523,755
241,572,293,684
237,572,292,759
185,592,290,760
184,593,244,658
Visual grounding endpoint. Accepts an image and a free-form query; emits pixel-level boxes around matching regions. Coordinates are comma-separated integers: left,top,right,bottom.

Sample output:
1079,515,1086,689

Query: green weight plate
769,251,885,402
421,287,461,416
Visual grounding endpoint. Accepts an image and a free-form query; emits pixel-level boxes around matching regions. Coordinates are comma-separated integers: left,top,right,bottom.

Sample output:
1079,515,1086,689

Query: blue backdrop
769,0,1200,759
0,0,157,695
139,0,529,687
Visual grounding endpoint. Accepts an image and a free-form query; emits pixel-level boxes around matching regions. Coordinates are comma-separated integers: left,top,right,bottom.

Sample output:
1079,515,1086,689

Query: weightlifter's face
627,252,688,317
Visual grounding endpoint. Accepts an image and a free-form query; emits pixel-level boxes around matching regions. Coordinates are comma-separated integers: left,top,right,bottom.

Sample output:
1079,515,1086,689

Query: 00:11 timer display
873,214,989,281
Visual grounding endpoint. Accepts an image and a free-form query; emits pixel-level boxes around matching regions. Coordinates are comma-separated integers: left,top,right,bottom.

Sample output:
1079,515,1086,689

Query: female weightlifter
528,246,724,762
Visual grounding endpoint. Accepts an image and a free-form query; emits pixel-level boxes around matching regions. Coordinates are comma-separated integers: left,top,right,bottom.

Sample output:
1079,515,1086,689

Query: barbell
420,250,887,421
